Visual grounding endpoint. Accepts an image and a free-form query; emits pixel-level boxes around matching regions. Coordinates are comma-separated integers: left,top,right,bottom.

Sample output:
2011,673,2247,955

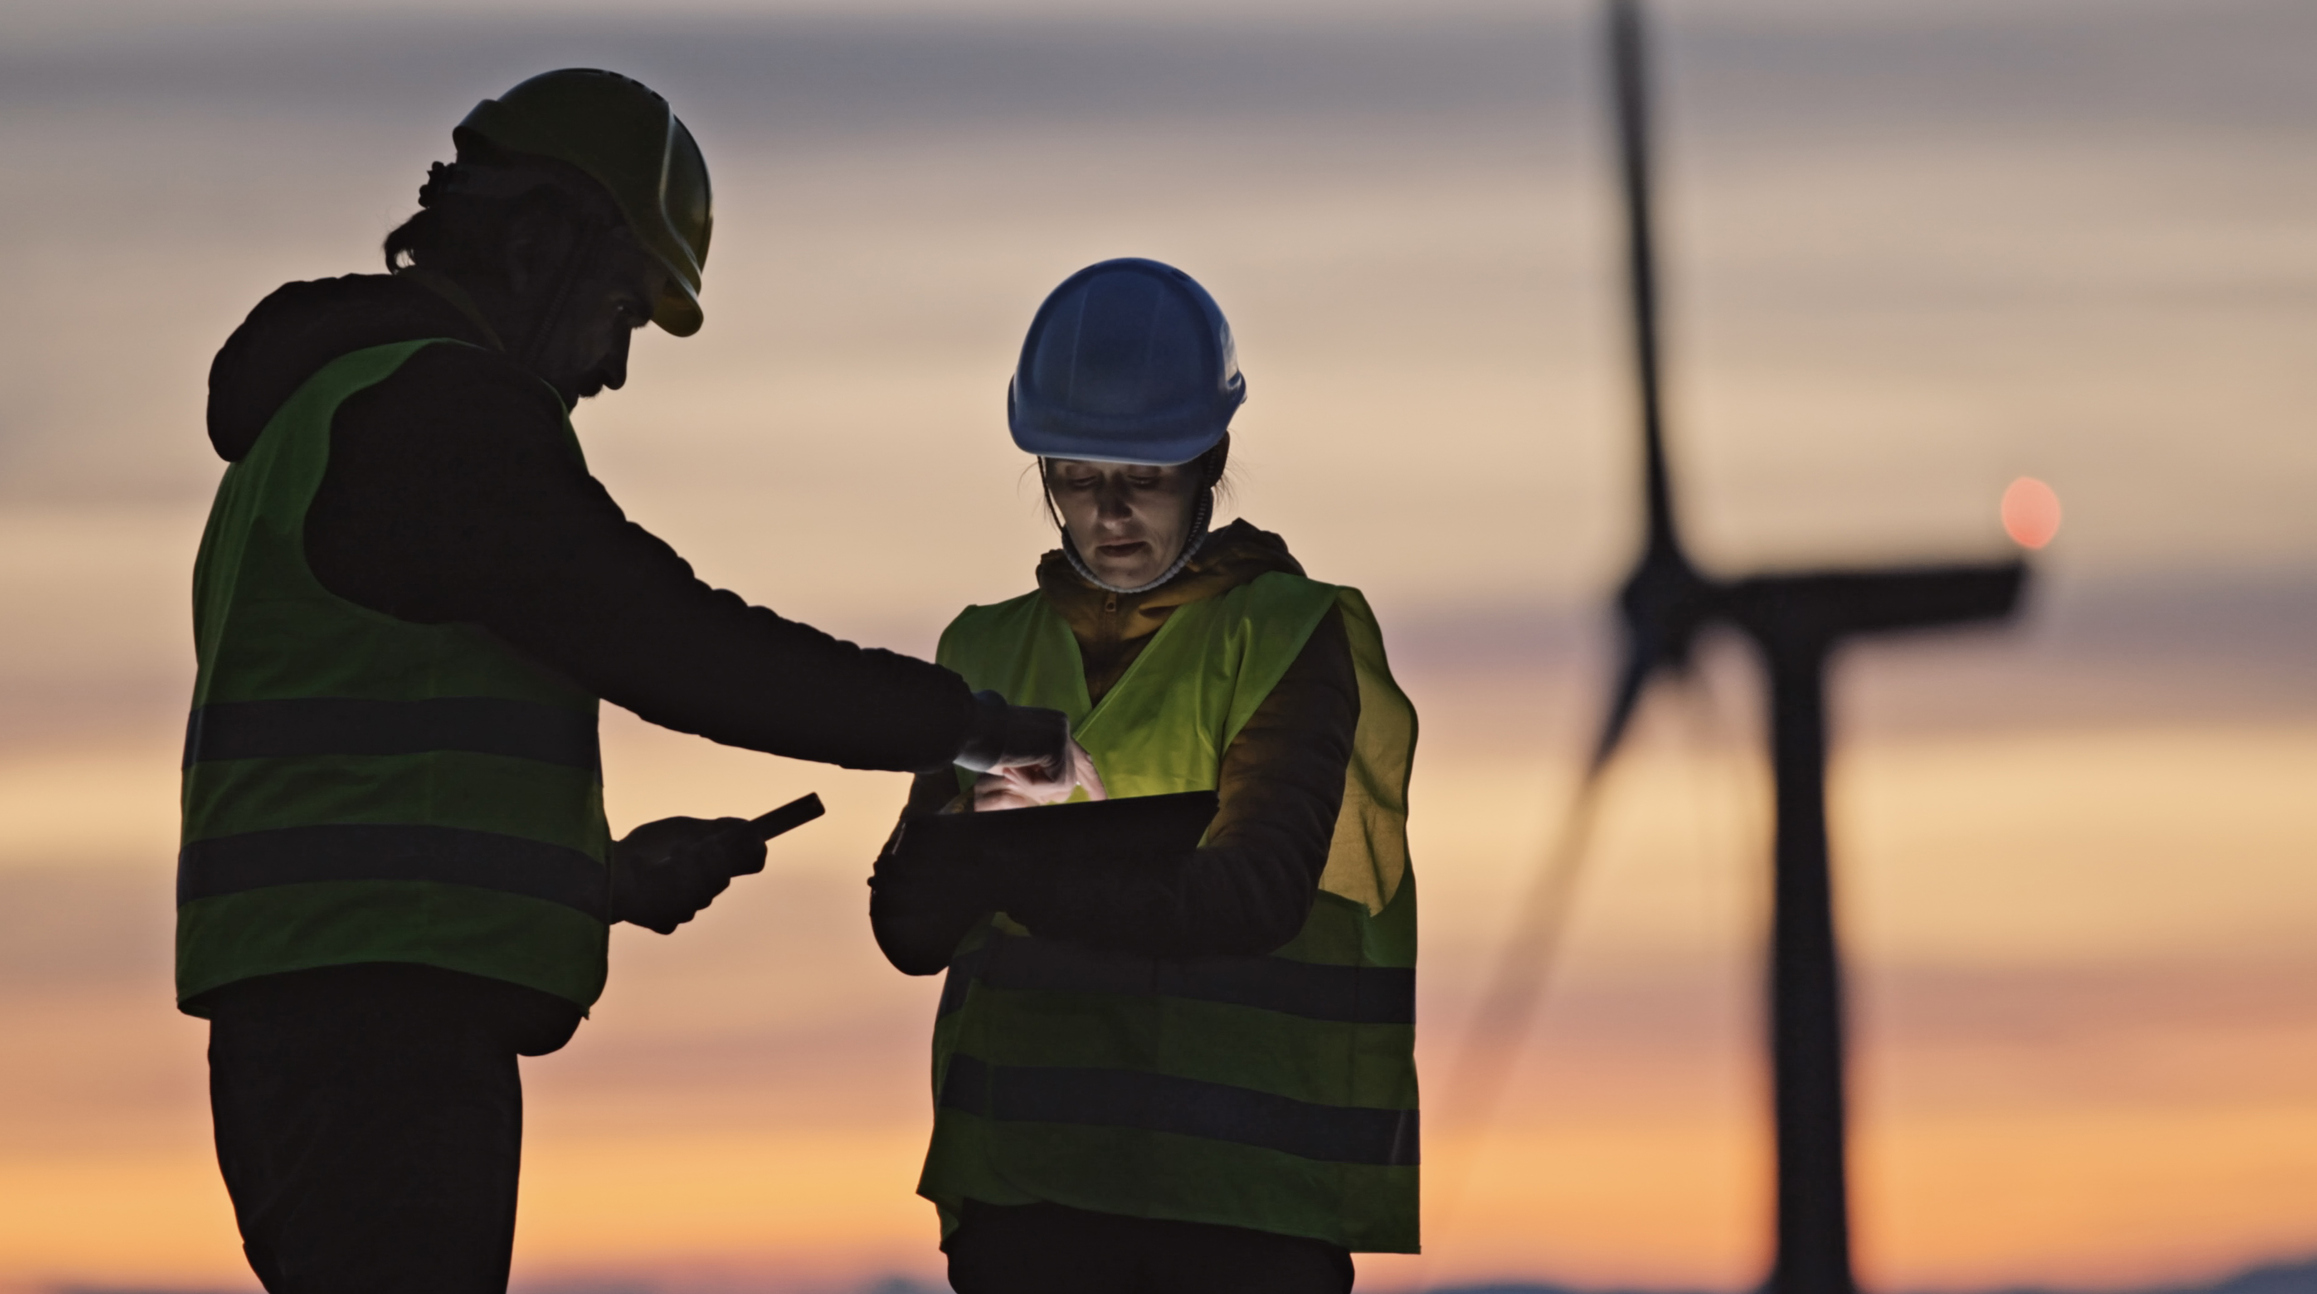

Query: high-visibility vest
924,569,1420,1253
177,339,611,1010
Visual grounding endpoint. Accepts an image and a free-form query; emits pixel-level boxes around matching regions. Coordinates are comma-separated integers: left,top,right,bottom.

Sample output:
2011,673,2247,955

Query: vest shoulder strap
937,591,1085,718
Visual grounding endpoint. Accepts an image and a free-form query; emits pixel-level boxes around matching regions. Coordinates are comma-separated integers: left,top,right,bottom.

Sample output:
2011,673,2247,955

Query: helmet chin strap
518,222,599,397
1062,491,1213,596
435,164,595,390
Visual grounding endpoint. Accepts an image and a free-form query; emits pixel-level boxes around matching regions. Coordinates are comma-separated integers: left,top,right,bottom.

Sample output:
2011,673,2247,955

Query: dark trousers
203,963,580,1294
946,1200,1356,1294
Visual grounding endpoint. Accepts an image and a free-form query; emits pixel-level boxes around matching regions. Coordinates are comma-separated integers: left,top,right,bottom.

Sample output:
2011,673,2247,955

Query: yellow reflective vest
922,568,1420,1252
178,340,610,1010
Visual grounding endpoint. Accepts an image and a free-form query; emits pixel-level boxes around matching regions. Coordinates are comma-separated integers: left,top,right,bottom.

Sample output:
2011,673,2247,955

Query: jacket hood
205,273,494,462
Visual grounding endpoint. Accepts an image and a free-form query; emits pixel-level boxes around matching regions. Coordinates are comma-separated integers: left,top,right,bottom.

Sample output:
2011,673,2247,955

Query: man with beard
181,68,1083,1294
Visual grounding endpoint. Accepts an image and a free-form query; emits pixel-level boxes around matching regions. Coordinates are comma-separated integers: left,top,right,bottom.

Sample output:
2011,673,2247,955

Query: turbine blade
1610,0,1680,558
1430,760,1613,1230
1590,632,1655,771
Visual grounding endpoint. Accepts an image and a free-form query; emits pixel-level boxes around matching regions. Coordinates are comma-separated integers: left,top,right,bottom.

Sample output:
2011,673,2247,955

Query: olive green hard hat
456,69,713,337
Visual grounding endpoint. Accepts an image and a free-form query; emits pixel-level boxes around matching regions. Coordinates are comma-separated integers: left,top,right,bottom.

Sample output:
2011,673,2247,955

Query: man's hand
609,816,767,935
955,691,1072,783
972,739,1108,813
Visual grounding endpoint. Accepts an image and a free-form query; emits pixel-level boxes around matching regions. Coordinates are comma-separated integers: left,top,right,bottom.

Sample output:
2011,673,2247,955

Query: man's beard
572,363,616,401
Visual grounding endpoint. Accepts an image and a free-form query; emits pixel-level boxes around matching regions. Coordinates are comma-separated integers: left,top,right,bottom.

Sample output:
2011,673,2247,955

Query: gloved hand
972,740,1107,812
954,691,1074,796
609,816,767,935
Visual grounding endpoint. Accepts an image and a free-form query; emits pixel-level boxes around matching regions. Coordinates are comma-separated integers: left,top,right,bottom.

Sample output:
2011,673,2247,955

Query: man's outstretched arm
306,343,1010,773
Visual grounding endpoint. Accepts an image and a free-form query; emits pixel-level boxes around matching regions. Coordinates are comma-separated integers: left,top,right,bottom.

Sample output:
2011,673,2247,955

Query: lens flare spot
2002,476,2063,549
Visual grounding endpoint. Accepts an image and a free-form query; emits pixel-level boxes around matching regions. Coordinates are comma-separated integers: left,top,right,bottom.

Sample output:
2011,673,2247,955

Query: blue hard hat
1008,258,1246,466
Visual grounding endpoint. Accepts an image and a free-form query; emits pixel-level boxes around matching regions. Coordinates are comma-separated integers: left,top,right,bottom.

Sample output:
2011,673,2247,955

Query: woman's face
1045,458,1202,589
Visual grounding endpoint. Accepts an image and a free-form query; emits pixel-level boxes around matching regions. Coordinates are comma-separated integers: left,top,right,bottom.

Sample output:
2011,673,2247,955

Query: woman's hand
972,739,1108,812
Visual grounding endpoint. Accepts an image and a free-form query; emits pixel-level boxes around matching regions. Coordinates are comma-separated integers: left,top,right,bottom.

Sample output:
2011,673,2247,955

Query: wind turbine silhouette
1452,6,2029,1293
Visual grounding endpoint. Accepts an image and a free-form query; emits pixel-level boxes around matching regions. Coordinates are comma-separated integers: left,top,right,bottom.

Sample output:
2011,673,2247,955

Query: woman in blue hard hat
871,258,1420,1293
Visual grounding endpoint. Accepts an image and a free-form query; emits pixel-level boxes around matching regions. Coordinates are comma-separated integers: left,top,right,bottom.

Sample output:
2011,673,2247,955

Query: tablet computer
900,789,1219,864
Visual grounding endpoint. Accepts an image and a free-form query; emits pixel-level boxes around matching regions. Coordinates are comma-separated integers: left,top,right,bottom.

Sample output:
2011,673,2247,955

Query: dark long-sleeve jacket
205,273,981,771
871,520,1360,967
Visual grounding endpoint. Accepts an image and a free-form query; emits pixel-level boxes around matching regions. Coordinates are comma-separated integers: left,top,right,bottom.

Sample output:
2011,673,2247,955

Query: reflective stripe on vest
937,1054,1420,1168
936,935,1416,1026
185,696,601,769
921,570,1421,1253
177,338,611,1010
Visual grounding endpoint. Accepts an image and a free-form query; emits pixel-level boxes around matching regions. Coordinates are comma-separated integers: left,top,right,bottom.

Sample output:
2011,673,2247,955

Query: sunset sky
1,1,2313,1291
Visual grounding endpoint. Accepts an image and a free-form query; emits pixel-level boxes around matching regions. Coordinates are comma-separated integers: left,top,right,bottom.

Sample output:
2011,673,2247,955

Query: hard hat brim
1008,384,1229,466
651,273,703,337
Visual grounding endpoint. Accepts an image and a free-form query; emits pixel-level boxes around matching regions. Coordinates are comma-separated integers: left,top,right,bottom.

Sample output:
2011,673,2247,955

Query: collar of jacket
395,267,509,354
1034,518,1306,649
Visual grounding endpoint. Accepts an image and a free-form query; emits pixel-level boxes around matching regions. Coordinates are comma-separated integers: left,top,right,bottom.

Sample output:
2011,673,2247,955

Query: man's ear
498,192,580,301
499,215,547,299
